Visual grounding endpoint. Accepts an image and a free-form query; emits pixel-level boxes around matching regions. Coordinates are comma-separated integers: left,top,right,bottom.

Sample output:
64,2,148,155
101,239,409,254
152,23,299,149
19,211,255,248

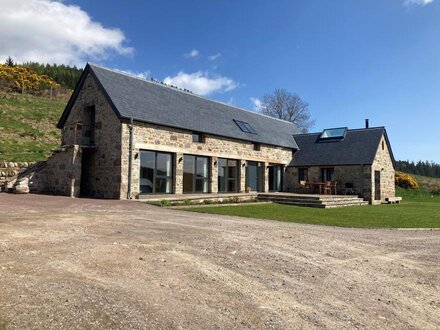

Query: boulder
16,177,29,186
14,185,29,194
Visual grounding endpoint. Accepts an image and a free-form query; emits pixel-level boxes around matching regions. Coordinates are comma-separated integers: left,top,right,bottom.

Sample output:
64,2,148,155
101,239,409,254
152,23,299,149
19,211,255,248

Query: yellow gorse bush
395,171,419,189
0,64,60,94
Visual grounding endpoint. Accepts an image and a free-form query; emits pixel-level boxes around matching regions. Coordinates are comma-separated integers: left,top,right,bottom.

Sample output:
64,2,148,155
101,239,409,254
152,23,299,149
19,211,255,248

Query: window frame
298,167,309,183
318,127,347,141
321,167,335,182
139,150,174,195
192,132,205,143
183,154,211,194
217,158,240,193
233,119,257,134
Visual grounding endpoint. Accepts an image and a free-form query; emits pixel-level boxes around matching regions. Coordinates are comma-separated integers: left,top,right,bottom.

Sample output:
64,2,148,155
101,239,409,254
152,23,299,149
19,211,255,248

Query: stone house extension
30,63,395,204
288,127,396,204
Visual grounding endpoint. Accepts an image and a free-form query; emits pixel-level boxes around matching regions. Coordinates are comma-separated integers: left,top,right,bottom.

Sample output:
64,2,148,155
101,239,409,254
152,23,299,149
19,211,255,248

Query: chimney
365,119,369,129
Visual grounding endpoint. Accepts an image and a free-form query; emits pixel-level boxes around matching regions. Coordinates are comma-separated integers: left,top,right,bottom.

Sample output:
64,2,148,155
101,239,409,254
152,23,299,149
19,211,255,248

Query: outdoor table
306,182,326,194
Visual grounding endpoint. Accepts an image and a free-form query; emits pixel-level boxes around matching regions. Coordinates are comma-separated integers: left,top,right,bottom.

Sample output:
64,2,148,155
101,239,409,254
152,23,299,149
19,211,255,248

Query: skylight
234,119,257,134
319,127,347,140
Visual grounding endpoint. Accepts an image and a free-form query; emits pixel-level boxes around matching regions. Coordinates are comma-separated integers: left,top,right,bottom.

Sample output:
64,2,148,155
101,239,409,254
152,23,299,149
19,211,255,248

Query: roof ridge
294,126,385,136
87,63,296,126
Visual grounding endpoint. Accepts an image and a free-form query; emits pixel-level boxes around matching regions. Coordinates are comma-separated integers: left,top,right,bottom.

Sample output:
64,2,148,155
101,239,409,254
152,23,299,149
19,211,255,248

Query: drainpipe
360,163,364,199
127,118,134,199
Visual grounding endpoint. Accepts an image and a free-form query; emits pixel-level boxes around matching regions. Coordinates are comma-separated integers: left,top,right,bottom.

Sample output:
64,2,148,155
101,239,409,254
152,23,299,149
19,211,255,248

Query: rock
16,177,29,186
14,185,29,194
8,162,14,168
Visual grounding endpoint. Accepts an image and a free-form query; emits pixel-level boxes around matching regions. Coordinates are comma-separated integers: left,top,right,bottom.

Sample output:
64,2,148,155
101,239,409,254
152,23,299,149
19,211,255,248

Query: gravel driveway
0,194,439,329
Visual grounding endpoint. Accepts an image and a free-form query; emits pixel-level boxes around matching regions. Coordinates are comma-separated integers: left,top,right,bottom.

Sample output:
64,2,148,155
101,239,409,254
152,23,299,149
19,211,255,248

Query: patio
137,191,368,208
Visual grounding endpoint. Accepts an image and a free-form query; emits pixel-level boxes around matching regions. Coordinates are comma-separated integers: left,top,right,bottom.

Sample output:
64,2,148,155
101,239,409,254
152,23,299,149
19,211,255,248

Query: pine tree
5,56,15,67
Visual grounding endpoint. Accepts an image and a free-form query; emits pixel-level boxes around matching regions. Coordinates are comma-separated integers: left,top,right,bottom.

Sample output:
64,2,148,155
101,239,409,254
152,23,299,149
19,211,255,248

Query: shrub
203,199,215,204
431,188,440,196
183,199,192,206
395,171,419,189
159,199,171,207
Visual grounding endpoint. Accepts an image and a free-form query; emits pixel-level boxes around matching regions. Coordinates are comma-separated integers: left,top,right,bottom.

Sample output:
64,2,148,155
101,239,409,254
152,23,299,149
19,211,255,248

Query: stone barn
18,63,396,204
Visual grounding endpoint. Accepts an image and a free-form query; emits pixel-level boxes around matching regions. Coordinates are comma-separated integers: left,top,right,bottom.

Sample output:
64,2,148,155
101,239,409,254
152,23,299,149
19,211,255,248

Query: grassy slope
184,184,440,228
0,92,67,162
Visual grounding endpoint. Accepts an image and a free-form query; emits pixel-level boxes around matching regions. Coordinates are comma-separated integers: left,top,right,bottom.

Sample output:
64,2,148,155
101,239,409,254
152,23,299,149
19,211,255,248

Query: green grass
0,92,67,162
183,187,440,228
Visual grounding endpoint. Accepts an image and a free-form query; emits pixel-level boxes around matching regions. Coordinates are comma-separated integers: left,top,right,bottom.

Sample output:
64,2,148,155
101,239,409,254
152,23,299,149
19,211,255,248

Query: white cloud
250,97,263,111
163,71,238,96
404,0,434,6
184,49,199,59
0,0,133,66
208,53,222,61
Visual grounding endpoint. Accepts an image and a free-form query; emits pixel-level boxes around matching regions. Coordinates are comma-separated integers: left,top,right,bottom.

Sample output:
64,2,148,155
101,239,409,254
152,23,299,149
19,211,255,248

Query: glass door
246,161,263,192
268,164,283,192
183,155,210,193
218,158,239,193
139,150,173,194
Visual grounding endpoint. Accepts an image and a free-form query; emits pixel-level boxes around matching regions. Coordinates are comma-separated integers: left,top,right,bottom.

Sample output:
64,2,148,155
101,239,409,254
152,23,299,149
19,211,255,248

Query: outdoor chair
322,181,337,195
330,181,337,195
298,180,308,193
321,181,332,194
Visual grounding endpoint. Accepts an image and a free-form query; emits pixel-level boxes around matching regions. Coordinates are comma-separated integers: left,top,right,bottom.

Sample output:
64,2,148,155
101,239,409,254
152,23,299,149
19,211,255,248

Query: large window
218,158,239,193
183,155,210,193
139,151,173,194
321,168,334,182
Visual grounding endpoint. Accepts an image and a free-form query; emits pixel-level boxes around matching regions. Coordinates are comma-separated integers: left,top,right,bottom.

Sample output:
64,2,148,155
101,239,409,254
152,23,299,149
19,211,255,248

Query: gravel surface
0,193,439,329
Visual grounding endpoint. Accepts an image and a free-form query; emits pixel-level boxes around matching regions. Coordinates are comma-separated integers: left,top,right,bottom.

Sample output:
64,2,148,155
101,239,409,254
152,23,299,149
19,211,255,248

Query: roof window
234,119,257,134
318,127,347,141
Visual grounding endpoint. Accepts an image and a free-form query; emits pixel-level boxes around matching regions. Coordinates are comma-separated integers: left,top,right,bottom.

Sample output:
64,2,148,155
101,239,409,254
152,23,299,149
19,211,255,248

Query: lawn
183,187,440,228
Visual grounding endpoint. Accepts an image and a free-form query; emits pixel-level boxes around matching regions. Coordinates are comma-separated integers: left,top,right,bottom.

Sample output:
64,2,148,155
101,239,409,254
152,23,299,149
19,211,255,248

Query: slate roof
58,64,300,149
290,127,396,167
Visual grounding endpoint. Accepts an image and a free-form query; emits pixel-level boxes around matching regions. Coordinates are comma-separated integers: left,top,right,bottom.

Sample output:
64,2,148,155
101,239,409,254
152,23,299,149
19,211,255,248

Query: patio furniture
298,180,308,193
344,182,355,195
321,181,337,195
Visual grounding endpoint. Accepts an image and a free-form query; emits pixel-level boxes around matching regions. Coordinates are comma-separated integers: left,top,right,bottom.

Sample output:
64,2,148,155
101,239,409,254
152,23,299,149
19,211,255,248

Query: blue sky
1,0,439,162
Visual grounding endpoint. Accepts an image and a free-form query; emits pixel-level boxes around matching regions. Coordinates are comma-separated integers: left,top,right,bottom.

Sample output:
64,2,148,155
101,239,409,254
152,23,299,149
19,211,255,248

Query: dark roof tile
291,127,394,166
61,64,300,149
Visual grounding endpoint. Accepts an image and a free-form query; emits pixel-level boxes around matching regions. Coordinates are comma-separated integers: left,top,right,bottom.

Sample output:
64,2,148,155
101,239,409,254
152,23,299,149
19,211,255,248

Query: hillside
0,92,67,162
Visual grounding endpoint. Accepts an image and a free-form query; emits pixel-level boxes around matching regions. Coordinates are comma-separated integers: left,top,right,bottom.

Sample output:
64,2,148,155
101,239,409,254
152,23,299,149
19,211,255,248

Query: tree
259,88,315,133
5,56,15,67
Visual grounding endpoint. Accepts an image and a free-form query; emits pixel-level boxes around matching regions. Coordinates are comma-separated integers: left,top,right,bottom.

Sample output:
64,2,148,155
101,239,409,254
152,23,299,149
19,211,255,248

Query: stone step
258,194,361,201
258,196,363,203
276,200,369,208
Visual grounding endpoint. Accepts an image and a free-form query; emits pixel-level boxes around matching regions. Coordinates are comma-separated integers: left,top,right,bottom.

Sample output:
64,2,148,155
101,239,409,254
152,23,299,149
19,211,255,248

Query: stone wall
287,133,396,203
29,146,82,196
61,73,122,199
120,121,293,198
287,165,370,196
371,135,395,204
0,162,34,191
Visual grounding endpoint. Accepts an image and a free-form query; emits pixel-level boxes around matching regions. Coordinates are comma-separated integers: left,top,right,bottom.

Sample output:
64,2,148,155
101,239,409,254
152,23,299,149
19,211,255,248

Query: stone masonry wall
27,146,82,197
287,165,371,197
61,74,122,199
371,135,395,204
287,133,395,203
120,121,293,198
